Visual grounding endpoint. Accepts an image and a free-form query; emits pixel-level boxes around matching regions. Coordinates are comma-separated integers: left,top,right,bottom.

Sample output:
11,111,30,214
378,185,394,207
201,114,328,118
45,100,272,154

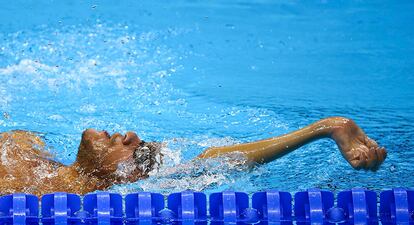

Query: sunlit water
0,1,413,195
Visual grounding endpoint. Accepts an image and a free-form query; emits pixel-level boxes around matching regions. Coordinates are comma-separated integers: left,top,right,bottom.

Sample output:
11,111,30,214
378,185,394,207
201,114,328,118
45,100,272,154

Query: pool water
0,1,413,194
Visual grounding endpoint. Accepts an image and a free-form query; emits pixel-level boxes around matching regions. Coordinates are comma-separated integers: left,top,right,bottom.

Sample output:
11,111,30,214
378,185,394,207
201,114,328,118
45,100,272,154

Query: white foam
79,104,97,113
0,59,58,75
0,137,13,167
197,136,240,148
114,158,137,179
48,114,65,121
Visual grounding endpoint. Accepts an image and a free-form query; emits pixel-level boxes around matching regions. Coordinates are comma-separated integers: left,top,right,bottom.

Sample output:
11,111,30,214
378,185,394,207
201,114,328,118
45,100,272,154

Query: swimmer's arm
197,117,386,171
197,118,331,163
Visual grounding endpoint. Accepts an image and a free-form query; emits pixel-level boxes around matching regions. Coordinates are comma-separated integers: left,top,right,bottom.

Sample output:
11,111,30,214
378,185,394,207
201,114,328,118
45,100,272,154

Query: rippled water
0,1,413,195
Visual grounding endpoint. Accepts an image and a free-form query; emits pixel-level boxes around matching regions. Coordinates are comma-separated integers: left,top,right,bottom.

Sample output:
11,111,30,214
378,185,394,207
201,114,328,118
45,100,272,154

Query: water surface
0,0,413,194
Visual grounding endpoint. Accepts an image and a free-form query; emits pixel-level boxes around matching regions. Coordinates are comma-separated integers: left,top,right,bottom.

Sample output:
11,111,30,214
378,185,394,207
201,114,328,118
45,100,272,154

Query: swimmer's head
75,129,159,184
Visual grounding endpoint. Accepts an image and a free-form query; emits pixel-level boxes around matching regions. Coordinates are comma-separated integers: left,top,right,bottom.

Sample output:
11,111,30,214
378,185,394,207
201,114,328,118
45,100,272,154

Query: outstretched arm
197,117,387,171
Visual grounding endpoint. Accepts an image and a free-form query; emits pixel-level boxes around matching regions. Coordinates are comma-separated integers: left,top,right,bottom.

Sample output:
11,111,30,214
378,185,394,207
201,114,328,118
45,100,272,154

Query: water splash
1,16,409,195
0,23,288,194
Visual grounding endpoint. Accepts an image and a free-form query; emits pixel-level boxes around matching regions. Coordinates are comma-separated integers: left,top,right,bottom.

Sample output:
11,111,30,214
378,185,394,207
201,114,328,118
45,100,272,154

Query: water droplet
389,164,397,172
3,112,10,119
225,24,235,29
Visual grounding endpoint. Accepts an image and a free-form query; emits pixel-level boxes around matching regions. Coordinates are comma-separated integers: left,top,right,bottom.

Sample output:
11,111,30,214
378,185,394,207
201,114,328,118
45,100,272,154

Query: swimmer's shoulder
0,130,51,158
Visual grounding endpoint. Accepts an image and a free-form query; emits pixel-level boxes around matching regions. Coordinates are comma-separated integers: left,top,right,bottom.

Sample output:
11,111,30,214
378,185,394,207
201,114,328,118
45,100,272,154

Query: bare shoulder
0,130,50,158
0,130,68,196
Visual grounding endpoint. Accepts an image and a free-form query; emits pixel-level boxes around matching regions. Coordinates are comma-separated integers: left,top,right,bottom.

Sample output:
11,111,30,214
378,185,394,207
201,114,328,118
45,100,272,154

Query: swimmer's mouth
103,130,111,138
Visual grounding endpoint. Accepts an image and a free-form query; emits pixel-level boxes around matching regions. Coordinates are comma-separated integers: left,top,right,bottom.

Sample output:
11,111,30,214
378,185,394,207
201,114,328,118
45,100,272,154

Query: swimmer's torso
0,131,97,196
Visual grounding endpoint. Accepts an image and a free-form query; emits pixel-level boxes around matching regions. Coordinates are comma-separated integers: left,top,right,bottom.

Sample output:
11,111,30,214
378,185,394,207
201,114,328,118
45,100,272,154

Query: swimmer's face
76,129,143,182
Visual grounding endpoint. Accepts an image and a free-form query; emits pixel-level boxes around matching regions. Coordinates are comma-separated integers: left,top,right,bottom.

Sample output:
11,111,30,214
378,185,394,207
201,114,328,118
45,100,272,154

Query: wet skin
199,117,387,170
75,129,143,182
0,129,146,196
0,117,387,196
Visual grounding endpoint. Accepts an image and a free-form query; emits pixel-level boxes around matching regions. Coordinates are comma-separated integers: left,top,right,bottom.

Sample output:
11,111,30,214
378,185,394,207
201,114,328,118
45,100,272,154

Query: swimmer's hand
331,118,387,171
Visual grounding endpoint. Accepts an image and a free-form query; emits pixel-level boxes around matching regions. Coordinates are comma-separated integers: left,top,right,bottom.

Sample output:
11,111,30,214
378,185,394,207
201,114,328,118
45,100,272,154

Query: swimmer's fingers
350,150,367,170
371,147,387,171
349,146,387,171
365,147,378,170
378,147,387,163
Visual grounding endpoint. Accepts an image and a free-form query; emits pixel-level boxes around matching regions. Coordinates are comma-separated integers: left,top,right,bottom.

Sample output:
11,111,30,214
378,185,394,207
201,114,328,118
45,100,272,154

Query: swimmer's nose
123,131,141,145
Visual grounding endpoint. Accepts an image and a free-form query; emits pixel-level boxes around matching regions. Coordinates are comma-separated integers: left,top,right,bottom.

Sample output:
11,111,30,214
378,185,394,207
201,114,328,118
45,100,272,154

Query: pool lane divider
0,188,413,225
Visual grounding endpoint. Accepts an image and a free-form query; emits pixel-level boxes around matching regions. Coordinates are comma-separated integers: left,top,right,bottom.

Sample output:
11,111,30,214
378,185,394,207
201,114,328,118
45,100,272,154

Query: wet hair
133,141,163,175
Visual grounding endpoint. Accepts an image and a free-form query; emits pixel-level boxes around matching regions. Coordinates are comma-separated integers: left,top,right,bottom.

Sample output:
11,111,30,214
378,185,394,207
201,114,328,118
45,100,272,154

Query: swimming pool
0,1,413,195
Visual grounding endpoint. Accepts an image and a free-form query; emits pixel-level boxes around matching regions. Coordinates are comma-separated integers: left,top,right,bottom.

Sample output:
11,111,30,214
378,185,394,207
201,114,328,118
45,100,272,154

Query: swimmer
0,117,386,196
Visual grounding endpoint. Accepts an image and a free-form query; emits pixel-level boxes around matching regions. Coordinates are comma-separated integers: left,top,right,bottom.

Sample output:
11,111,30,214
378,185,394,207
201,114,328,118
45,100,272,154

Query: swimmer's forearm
197,117,344,163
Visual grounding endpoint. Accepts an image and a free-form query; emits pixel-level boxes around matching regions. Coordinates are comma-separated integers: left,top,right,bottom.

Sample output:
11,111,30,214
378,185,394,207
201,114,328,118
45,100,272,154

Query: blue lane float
0,194,39,225
337,189,377,225
380,188,414,225
294,188,335,224
41,193,81,225
0,189,413,225
252,191,292,225
125,192,164,225
83,193,123,225
168,191,207,225
209,191,249,225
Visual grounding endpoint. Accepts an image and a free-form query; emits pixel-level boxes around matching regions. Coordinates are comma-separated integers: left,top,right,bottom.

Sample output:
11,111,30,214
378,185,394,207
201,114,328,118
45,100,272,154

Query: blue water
0,1,413,194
